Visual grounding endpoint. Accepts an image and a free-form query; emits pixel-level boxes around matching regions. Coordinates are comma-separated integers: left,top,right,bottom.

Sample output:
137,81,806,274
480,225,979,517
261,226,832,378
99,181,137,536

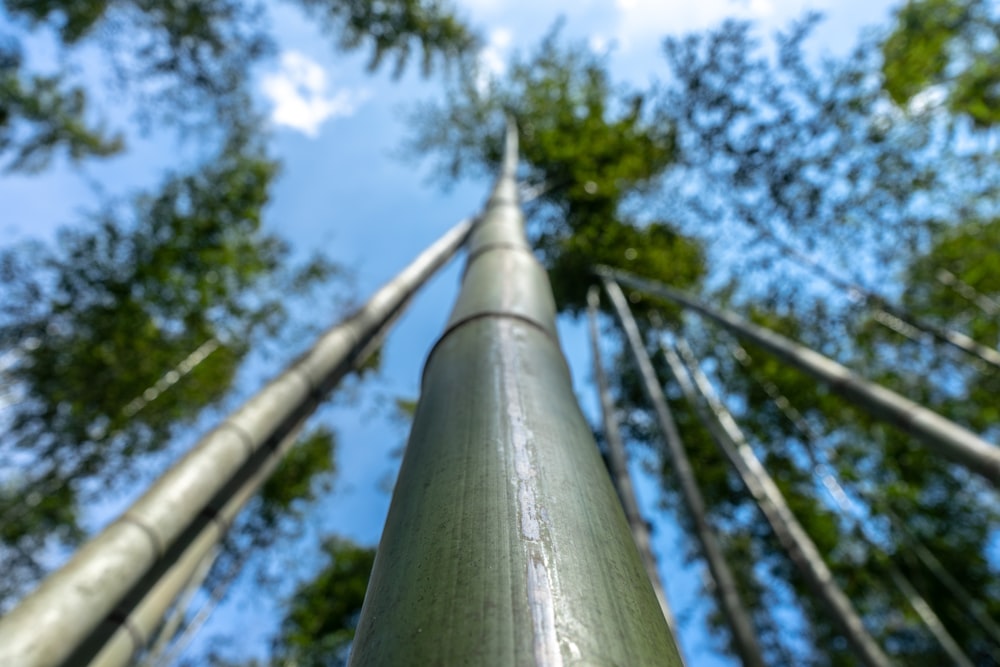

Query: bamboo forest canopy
1,0,999,665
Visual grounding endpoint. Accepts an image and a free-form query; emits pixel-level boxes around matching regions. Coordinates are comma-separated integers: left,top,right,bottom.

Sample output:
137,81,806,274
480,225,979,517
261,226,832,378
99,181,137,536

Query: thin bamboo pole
886,567,974,667
0,337,221,530
936,268,1000,317
585,287,684,661
599,280,766,667
151,539,254,667
661,334,893,667
349,125,681,666
0,218,473,667
896,525,1000,653
601,267,1000,487
138,546,218,667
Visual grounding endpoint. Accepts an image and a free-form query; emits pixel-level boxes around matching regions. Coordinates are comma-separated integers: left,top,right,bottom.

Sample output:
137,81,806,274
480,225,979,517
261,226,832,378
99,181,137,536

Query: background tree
270,538,375,667
0,33,122,172
0,128,345,607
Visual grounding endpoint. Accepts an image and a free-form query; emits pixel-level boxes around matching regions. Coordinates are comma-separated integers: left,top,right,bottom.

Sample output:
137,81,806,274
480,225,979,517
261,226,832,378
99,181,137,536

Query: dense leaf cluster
274,538,374,667
0,36,122,171
0,132,345,607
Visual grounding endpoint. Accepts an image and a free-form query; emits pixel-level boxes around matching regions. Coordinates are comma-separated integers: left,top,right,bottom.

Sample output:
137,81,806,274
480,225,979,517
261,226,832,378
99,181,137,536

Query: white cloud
476,27,514,92
261,51,369,137
589,33,610,54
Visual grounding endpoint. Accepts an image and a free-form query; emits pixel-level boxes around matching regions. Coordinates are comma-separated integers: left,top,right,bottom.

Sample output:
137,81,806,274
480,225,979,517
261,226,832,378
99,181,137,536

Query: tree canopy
881,0,999,127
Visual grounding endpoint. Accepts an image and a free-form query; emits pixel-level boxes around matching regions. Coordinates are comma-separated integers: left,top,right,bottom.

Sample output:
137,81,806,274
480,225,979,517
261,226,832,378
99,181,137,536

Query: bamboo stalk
349,124,681,666
89,424,305,667
729,342,979,666
752,226,1000,371
138,546,218,667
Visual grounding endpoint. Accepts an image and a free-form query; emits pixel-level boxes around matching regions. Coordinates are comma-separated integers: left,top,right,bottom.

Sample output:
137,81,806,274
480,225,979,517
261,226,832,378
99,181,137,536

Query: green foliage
881,0,999,127
258,427,337,531
904,217,1000,345
1,132,276,463
0,39,122,172
504,31,675,233
412,27,674,205
700,300,1000,664
295,0,478,77
848,216,1000,650
2,0,476,171
6,0,271,131
850,218,1000,437
547,221,703,317
411,27,705,317
881,0,967,103
274,538,375,667
658,14,977,284
6,0,113,43
393,396,418,420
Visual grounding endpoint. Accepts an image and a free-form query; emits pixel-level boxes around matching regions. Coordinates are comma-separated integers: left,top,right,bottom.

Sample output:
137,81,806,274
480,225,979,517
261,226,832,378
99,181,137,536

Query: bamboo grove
2,0,999,665
2,117,998,665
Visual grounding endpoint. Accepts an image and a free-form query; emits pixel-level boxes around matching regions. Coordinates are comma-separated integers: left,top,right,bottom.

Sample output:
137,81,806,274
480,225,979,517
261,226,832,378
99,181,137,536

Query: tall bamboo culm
600,279,766,667
0,218,473,667
662,335,893,667
349,124,681,666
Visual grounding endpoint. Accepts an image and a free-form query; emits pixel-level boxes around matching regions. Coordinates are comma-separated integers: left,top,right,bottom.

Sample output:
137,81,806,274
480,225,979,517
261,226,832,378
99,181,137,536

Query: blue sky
1,0,906,663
